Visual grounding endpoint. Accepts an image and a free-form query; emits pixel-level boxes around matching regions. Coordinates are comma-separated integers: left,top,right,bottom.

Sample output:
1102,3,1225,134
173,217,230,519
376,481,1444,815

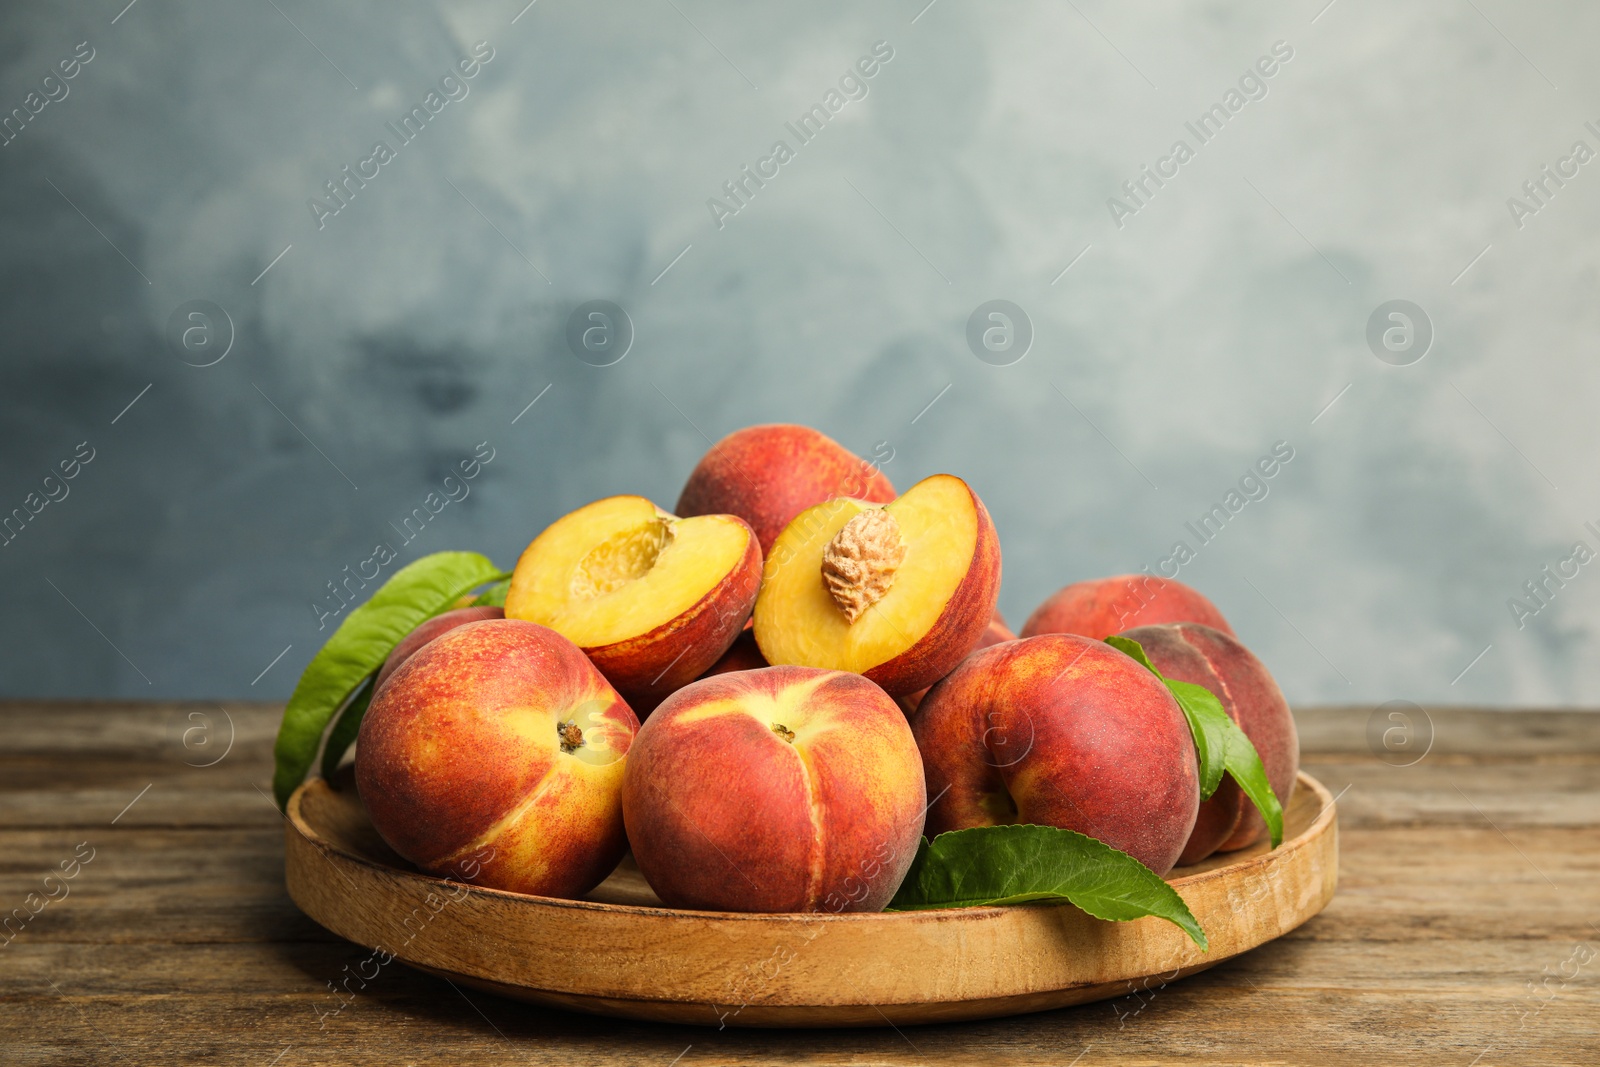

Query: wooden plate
285,769,1338,1028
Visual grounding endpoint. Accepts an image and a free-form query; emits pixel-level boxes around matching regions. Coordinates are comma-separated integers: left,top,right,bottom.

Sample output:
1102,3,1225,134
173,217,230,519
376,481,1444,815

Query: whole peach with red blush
1022,575,1232,642
1122,622,1298,861
622,666,925,913
676,424,895,556
913,633,1199,876
356,619,638,899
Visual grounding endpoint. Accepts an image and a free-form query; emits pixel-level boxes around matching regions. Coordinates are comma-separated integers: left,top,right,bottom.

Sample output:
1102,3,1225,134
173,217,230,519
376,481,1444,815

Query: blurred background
1,0,1594,709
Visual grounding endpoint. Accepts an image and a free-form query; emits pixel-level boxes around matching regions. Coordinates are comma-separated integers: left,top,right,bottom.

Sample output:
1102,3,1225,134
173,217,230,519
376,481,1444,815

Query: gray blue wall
2,0,1595,708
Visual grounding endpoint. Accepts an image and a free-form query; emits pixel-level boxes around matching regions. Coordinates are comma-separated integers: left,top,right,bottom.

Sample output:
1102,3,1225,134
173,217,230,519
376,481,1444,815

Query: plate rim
286,769,1335,922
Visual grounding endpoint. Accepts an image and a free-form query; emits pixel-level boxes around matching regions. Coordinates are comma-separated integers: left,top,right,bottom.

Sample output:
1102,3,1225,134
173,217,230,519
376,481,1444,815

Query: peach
753,474,1002,697
621,630,771,720
898,610,1016,715
913,633,1199,876
975,611,1018,651
676,424,896,556
355,619,639,898
1021,574,1233,642
504,496,760,710
622,666,926,913
374,606,504,692
1122,622,1299,861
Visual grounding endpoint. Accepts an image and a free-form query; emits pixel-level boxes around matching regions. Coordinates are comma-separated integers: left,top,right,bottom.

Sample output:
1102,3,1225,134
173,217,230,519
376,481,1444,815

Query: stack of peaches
355,425,1298,914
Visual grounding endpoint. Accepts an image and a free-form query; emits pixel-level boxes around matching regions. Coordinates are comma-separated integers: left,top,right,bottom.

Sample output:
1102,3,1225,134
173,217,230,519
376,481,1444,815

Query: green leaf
886,824,1207,950
271,551,506,808
470,577,511,607
1105,636,1284,848
319,675,375,781
1220,718,1284,848
1164,678,1230,800
1107,635,1221,798
1104,633,1155,672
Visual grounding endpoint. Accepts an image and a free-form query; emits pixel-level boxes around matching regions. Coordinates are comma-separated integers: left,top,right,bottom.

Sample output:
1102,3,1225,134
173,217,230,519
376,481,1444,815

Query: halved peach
505,496,761,708
753,474,1001,697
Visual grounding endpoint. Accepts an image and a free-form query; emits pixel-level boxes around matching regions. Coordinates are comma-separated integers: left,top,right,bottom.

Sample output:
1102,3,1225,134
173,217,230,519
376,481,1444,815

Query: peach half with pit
752,474,1001,697
622,666,926,913
912,633,1200,876
355,618,639,899
504,496,761,708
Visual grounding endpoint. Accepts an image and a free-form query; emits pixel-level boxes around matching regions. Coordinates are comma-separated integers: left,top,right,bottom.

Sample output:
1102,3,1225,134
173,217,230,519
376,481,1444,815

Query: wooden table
2,702,1596,1065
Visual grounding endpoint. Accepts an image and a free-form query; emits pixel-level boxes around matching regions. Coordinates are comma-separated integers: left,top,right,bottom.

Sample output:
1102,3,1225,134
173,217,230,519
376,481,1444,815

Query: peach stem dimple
559,721,585,753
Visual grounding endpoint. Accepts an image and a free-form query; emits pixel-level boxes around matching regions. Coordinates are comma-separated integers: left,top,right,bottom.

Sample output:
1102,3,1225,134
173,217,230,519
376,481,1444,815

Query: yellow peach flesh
754,475,977,674
506,496,750,648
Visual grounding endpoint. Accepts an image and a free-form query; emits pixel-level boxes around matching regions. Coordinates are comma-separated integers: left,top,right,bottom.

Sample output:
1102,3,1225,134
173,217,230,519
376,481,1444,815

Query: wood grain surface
1,702,1596,1064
